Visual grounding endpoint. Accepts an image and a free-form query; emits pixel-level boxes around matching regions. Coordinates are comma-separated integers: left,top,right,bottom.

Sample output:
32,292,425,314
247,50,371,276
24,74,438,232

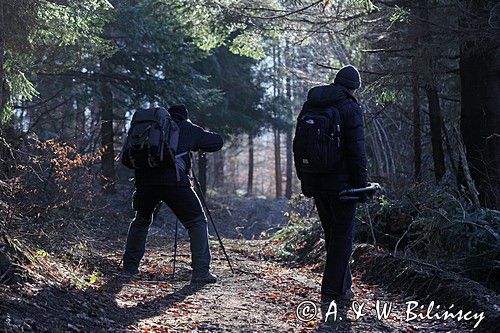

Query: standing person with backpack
293,65,368,302
121,104,223,284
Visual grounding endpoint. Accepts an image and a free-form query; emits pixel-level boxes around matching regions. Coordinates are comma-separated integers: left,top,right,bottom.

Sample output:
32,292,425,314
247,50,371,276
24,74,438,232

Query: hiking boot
191,272,217,284
321,288,355,303
121,265,139,276
342,289,355,300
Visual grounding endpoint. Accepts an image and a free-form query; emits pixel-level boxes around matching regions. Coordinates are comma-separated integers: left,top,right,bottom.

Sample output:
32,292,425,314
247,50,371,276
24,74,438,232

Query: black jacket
135,113,223,187
298,84,368,192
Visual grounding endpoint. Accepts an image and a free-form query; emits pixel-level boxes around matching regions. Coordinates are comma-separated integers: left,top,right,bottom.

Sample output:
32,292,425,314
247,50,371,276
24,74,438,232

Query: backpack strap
169,151,188,181
175,151,189,159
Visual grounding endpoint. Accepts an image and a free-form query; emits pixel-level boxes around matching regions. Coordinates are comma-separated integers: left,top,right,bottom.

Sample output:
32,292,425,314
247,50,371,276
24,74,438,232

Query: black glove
301,183,313,198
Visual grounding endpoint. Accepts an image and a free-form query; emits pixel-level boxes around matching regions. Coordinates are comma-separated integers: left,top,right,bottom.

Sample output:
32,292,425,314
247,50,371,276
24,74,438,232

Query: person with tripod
122,104,223,284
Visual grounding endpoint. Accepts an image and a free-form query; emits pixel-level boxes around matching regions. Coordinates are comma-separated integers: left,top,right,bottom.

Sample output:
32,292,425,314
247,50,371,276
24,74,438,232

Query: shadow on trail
2,263,207,331
100,274,205,329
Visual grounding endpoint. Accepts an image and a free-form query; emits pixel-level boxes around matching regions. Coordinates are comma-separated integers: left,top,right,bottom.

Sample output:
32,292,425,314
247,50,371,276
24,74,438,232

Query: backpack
121,107,180,170
293,102,342,174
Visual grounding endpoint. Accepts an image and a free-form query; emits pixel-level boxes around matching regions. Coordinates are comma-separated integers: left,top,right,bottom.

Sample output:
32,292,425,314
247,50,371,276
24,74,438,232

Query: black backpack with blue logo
121,107,180,170
293,101,342,174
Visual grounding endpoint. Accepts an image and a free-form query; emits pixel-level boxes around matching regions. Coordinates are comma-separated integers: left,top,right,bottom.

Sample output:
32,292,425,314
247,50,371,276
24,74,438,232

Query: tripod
151,159,235,276
153,202,179,279
190,153,235,275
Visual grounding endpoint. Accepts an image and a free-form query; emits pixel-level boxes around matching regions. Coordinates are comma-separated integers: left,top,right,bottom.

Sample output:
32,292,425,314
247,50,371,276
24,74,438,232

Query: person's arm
190,121,224,152
343,102,368,188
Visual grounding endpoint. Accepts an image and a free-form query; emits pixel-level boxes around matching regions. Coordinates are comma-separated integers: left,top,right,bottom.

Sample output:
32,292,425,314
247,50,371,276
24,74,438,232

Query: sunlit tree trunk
213,150,224,189
247,133,254,196
274,129,282,199
272,43,282,199
99,61,116,193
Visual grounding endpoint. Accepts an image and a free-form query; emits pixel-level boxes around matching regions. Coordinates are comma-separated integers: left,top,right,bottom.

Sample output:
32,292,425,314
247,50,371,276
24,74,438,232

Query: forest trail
3,231,471,332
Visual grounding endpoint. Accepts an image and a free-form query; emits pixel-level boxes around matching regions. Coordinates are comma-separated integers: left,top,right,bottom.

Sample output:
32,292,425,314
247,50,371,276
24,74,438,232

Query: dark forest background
2,0,499,206
0,1,499,330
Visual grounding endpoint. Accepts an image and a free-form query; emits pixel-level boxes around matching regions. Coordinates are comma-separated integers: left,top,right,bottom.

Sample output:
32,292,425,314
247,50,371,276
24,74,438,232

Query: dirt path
1,234,478,332
84,239,484,331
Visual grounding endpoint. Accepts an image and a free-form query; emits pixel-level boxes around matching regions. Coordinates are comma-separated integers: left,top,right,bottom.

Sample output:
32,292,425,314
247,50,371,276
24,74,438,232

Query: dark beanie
334,65,361,90
169,104,188,120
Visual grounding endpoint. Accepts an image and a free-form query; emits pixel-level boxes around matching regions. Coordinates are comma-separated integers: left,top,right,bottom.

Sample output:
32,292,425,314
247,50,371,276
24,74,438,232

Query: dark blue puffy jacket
297,84,368,192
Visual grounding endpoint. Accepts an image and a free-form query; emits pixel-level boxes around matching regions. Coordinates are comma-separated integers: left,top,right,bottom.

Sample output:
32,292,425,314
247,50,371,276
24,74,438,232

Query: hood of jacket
306,84,356,108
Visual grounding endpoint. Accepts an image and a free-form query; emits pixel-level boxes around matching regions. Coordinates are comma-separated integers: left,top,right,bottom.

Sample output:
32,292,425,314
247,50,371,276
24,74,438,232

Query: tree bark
418,0,445,184
426,85,446,183
272,43,282,199
455,128,481,210
411,36,422,182
247,133,254,196
412,77,422,182
213,150,224,189
285,129,293,198
0,1,5,114
274,129,282,199
198,151,208,196
285,42,293,199
99,62,116,192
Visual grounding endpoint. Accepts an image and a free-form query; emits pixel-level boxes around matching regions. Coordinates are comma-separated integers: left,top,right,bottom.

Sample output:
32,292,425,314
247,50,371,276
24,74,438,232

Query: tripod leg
172,218,178,278
153,201,162,221
191,169,234,275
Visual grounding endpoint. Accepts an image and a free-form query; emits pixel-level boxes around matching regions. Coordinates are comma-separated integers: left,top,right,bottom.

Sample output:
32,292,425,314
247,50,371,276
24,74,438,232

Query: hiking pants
123,185,211,277
313,193,356,297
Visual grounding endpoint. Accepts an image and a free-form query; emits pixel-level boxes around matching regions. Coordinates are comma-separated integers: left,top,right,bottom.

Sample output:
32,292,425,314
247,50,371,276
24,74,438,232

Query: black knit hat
334,65,361,90
169,104,188,120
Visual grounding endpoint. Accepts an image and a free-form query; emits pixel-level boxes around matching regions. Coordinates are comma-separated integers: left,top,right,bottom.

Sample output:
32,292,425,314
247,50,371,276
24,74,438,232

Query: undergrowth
274,184,499,291
0,132,129,288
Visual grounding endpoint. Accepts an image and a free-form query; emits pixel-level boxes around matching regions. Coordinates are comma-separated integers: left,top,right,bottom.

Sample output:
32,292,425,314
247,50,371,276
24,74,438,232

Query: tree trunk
99,62,116,192
272,42,282,199
455,128,481,210
197,151,208,196
418,0,445,184
0,1,5,114
213,150,224,189
274,129,282,199
426,86,446,183
247,133,254,196
412,57,422,182
285,43,293,199
442,123,459,185
285,129,293,198
460,44,500,208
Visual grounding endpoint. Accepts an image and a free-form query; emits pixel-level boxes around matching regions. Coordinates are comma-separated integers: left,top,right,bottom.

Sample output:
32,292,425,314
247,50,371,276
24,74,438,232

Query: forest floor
1,214,478,332
1,237,474,333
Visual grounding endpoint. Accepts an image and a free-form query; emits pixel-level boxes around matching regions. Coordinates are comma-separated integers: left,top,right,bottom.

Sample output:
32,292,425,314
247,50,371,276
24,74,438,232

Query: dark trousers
123,185,211,277
313,193,356,296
